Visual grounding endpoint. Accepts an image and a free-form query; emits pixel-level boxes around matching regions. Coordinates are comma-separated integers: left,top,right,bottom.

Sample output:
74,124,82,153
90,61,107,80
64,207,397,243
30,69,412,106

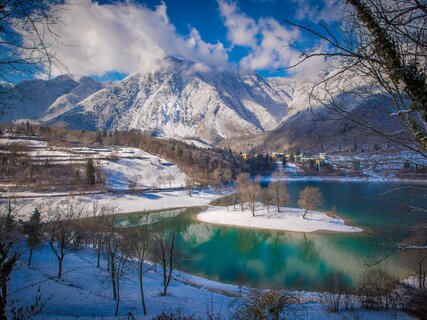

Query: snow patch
197,205,363,233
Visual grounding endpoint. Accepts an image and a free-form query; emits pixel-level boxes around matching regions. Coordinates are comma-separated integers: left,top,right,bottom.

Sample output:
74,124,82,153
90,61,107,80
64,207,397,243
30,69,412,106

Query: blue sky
44,0,342,81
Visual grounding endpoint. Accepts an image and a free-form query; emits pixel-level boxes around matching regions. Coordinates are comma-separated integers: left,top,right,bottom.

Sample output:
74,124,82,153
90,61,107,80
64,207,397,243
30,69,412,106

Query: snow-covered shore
197,205,363,233
8,188,220,220
8,243,413,319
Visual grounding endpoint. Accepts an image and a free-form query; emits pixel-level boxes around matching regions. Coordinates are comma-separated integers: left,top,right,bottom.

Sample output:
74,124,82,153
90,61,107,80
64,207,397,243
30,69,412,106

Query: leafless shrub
402,232,427,289
9,286,45,320
150,310,199,320
357,269,400,309
107,151,120,161
404,288,427,318
205,296,224,320
185,177,196,197
232,288,300,320
318,271,353,312
325,206,338,219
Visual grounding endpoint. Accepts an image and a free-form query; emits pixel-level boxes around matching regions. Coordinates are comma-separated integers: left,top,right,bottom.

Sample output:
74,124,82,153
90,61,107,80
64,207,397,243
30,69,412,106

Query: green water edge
114,180,426,292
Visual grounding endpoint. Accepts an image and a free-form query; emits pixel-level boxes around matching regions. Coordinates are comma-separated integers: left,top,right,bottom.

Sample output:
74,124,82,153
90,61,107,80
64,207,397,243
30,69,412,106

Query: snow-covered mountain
0,57,407,151
220,74,410,153
52,58,291,144
0,75,105,123
0,57,291,144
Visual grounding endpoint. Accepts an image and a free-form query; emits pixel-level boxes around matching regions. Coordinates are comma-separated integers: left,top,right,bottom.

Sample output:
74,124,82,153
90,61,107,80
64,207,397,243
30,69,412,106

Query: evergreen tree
86,159,96,185
23,208,42,266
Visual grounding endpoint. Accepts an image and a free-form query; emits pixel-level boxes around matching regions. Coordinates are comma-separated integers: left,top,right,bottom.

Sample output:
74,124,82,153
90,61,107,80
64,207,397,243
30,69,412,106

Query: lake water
118,181,426,291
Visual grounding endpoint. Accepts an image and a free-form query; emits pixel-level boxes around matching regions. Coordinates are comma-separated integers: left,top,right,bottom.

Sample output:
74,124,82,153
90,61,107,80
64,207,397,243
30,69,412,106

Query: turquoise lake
118,180,426,291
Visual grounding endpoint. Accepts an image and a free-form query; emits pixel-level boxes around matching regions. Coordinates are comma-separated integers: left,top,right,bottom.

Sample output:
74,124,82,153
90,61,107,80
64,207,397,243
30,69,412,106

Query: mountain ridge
0,57,408,153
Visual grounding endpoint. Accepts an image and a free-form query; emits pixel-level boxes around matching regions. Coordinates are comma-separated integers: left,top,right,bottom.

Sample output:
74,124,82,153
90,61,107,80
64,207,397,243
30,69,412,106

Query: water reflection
119,181,425,291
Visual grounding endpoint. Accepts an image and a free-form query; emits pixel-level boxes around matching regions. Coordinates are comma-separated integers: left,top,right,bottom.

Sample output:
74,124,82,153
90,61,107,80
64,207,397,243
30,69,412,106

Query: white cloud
218,1,259,48
218,0,328,80
38,0,228,76
293,0,343,23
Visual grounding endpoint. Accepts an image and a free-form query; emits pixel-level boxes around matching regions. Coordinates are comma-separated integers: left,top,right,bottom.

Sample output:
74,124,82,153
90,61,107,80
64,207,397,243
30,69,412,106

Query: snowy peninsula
197,206,363,233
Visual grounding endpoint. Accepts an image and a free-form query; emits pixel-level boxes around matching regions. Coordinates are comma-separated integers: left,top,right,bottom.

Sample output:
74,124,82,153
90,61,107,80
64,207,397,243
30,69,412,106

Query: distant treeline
0,123,275,185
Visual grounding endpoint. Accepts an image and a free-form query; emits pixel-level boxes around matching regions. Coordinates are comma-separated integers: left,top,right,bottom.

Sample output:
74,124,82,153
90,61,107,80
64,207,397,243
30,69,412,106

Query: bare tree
165,174,175,188
283,1,427,260
185,177,195,197
283,0,427,155
236,173,251,212
87,204,115,268
0,241,18,320
45,200,84,279
103,215,120,301
157,175,166,188
0,202,19,320
0,0,61,84
260,186,274,214
298,186,324,219
270,171,290,213
403,232,427,288
112,234,128,318
101,220,128,318
241,177,262,217
151,220,179,296
122,223,150,315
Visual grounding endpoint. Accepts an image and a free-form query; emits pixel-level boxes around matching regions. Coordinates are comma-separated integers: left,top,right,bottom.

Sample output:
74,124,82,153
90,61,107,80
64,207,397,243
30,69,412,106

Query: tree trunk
1,282,7,320
163,233,175,296
348,0,427,150
58,256,64,279
96,238,101,268
28,248,33,267
139,270,147,315
162,262,167,296
115,277,120,317
303,209,308,219
111,259,117,300
161,243,167,295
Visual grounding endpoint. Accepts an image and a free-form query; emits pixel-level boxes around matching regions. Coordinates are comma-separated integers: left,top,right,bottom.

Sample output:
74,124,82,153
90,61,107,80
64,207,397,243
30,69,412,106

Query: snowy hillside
0,136,188,193
101,148,188,190
9,239,414,319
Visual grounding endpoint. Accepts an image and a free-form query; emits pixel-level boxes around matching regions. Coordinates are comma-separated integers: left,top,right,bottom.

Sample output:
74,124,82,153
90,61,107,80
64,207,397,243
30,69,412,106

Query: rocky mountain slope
0,57,289,144
0,57,409,153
